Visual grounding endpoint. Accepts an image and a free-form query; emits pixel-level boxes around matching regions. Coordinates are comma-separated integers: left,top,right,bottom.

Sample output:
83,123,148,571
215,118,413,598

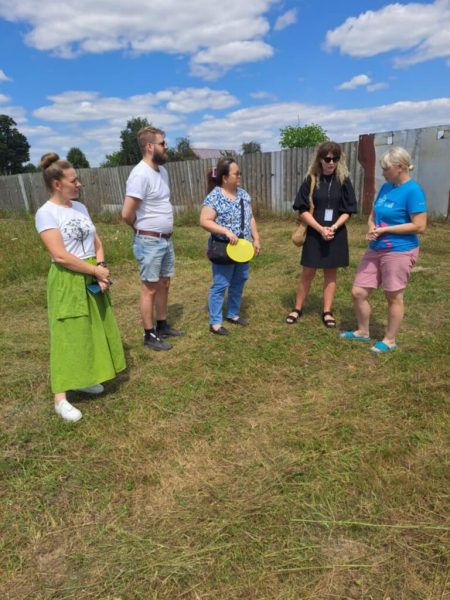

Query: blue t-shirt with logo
369,179,427,252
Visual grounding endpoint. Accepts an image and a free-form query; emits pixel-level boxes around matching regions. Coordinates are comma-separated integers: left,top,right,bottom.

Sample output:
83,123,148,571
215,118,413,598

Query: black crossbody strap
239,197,245,238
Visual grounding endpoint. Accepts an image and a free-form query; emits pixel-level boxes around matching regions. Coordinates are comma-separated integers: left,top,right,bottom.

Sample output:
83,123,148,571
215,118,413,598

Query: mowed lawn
1,213,449,600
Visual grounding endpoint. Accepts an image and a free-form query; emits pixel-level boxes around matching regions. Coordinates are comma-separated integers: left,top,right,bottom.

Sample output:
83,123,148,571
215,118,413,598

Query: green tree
67,147,90,168
279,123,328,149
21,163,38,173
241,141,261,154
100,150,124,168
0,115,30,175
120,117,150,165
167,137,198,162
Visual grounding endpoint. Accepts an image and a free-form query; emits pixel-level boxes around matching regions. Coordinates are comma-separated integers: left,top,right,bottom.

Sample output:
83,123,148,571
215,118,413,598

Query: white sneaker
55,399,82,422
75,384,104,394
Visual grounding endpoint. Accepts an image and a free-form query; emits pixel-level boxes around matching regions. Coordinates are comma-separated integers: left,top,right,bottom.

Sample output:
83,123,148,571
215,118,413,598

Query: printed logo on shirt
61,218,92,253
376,194,394,208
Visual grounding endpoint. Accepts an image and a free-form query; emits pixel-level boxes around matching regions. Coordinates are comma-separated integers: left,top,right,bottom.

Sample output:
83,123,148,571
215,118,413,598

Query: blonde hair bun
40,152,60,171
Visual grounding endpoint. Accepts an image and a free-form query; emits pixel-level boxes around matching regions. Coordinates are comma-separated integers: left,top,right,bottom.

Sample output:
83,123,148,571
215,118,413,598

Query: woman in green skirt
35,153,126,422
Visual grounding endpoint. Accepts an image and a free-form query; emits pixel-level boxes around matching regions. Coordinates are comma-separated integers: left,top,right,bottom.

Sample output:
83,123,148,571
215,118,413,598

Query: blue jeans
208,262,250,325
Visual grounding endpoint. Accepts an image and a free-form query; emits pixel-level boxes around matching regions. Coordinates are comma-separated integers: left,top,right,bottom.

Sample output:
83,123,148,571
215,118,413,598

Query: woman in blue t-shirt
341,147,427,353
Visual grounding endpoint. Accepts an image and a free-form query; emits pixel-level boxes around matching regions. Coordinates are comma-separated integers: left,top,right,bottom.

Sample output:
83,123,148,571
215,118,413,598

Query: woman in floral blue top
200,158,260,335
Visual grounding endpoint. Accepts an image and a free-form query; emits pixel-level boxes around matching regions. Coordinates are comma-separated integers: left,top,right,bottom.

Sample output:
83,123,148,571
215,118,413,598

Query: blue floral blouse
203,186,253,240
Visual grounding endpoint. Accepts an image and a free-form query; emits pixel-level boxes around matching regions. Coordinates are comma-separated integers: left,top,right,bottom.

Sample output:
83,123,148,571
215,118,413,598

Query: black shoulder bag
207,198,245,265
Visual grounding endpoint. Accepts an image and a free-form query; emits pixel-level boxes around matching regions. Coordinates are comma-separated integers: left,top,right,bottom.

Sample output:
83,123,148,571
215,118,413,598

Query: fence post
18,175,30,212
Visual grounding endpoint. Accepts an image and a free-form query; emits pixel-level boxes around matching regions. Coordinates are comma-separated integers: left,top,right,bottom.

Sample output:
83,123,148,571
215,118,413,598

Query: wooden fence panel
0,143,364,216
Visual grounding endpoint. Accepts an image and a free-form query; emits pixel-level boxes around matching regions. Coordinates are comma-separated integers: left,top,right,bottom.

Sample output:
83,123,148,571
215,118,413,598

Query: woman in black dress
286,142,357,327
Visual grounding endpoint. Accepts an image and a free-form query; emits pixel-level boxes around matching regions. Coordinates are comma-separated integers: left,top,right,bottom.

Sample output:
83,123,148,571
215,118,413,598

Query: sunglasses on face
322,156,340,163
151,140,168,148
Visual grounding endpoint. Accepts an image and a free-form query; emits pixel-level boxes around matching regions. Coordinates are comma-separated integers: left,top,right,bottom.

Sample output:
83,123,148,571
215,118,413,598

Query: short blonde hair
137,126,165,155
380,146,414,172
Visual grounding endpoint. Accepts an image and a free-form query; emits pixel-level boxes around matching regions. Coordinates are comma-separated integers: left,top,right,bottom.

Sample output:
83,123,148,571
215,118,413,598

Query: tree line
0,113,328,174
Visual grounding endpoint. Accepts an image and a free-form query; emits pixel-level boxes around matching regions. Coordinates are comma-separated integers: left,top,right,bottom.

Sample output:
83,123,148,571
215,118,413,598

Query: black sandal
322,311,336,328
286,308,303,324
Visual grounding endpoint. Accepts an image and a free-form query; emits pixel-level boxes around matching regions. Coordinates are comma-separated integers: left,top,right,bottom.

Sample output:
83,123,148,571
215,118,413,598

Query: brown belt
135,229,172,239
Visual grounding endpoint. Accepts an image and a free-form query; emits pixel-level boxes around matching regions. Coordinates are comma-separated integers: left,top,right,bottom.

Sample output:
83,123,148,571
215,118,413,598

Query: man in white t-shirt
122,126,184,351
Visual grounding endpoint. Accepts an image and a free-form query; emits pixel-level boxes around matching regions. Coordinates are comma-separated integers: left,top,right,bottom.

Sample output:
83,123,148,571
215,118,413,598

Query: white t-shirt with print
35,200,96,259
125,160,173,234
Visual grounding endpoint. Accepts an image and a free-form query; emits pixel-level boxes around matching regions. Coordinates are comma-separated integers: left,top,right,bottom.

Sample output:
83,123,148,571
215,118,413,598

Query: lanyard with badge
324,176,334,223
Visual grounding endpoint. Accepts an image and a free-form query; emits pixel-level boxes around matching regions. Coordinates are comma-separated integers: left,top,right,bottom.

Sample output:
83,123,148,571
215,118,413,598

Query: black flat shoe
209,325,230,336
225,317,249,326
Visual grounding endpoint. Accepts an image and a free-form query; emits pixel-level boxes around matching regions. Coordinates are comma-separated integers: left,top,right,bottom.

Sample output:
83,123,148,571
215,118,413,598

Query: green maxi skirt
47,260,126,393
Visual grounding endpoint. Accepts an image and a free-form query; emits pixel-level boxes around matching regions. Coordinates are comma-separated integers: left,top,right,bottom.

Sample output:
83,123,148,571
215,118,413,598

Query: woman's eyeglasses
322,156,339,163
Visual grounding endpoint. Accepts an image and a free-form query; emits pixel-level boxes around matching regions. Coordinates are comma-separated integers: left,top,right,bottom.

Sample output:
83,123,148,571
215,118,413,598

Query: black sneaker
156,324,185,338
144,332,173,351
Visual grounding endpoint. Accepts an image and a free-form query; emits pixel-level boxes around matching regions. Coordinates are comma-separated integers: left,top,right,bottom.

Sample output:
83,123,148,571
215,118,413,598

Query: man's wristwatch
96,261,108,268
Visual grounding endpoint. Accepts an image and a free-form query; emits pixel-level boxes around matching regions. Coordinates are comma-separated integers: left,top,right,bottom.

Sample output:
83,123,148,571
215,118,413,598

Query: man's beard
153,149,167,165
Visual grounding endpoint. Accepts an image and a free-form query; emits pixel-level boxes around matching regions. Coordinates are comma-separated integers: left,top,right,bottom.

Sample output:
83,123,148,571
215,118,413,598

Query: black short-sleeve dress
293,174,357,269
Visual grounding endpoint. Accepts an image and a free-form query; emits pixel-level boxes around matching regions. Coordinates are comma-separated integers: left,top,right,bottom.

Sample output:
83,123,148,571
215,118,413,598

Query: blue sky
0,0,449,166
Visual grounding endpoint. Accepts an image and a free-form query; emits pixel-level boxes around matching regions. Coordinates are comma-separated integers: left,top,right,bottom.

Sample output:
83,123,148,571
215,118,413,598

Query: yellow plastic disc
226,239,255,262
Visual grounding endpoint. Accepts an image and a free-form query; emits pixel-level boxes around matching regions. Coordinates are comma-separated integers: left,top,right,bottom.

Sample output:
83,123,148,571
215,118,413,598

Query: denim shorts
133,234,175,282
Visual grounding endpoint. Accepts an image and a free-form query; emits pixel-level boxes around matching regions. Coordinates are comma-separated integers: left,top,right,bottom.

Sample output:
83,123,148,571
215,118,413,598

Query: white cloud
33,87,238,123
0,0,278,78
0,93,10,103
337,75,388,93
161,88,239,113
25,95,450,166
0,69,11,82
366,82,388,92
18,124,54,136
337,74,371,90
189,98,450,150
251,91,278,101
325,0,450,67
28,124,126,166
28,87,239,164
33,91,157,123
274,9,297,31
0,104,27,123
190,41,274,80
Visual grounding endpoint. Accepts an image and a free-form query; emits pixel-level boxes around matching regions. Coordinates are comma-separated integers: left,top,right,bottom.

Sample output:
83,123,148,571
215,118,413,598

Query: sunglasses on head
322,156,339,163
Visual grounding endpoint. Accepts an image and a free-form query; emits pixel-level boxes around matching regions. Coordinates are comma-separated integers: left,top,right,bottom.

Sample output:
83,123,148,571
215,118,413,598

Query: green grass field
1,214,449,599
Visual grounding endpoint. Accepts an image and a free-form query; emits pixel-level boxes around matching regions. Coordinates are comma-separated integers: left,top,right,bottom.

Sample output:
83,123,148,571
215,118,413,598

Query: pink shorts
353,248,419,292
